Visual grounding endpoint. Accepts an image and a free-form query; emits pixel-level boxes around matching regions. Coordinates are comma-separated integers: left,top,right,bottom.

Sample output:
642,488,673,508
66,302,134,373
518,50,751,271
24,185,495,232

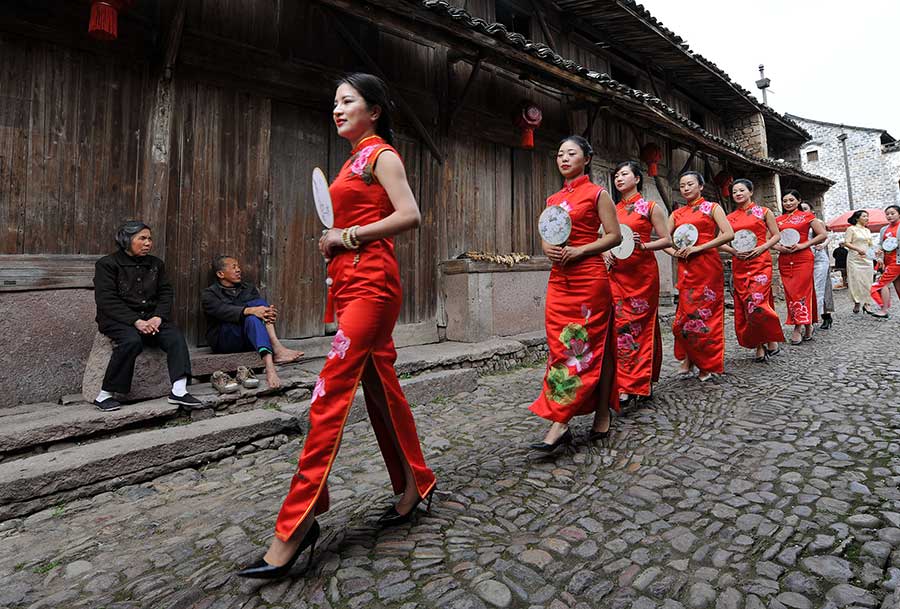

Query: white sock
96,390,113,402
172,377,188,397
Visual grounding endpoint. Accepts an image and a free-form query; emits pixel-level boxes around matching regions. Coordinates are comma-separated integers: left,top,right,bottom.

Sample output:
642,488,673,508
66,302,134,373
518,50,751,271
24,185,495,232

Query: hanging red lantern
714,171,734,199
88,0,135,41
640,143,663,177
514,103,543,149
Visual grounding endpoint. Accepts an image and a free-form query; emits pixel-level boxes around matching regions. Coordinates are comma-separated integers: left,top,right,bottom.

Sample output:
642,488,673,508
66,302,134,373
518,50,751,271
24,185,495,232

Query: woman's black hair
848,210,867,226
559,135,594,174
679,171,705,187
797,201,812,212
116,220,150,252
885,205,900,215
782,189,803,202
336,72,395,146
731,178,754,194
614,161,643,189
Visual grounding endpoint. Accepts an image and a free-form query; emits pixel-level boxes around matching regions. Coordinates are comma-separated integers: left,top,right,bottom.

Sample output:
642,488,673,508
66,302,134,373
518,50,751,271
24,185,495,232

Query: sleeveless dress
274,135,435,541
726,203,784,348
844,224,874,306
776,210,819,324
529,174,618,422
871,221,900,308
671,198,725,373
608,192,662,397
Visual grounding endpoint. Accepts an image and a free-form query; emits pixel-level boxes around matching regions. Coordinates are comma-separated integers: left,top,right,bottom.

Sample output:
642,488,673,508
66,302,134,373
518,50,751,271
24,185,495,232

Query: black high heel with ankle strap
378,485,437,527
236,520,320,579
529,429,572,453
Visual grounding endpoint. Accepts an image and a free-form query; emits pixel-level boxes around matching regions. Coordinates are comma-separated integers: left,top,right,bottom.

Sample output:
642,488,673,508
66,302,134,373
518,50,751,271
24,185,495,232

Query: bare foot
266,368,282,389
677,360,693,375
541,422,569,445
393,486,421,516
273,348,303,365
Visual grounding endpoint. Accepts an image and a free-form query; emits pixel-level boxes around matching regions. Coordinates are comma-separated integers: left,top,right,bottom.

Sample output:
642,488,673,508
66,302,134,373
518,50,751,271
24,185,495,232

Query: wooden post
447,53,484,129
528,0,556,49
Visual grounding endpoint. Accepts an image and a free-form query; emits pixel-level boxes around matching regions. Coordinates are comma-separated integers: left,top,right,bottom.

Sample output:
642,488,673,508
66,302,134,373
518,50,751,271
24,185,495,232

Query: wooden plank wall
0,33,150,256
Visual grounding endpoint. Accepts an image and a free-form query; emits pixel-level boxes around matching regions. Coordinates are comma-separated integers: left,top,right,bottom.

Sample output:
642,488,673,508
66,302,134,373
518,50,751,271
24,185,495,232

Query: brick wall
792,119,899,220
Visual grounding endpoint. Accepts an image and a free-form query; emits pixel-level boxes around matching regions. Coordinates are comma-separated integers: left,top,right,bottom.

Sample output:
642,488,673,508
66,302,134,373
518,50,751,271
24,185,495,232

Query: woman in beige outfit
843,210,875,313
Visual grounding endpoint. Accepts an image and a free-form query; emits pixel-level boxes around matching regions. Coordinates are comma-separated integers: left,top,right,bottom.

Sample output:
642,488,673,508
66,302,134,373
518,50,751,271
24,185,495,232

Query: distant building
787,115,898,220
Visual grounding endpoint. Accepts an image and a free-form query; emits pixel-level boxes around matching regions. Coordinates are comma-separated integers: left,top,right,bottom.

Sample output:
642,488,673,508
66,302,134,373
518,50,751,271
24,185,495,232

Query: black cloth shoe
93,397,121,412
167,392,202,410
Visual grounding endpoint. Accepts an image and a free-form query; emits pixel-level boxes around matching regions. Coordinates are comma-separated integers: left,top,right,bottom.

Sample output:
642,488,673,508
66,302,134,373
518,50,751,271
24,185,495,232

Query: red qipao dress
608,193,662,397
776,210,818,325
726,203,785,348
274,135,435,542
871,221,900,307
530,175,618,422
671,199,725,373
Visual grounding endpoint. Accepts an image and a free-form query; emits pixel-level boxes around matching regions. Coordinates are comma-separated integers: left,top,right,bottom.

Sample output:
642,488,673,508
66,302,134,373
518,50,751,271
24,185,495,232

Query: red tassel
89,2,119,41
520,128,534,149
647,163,659,177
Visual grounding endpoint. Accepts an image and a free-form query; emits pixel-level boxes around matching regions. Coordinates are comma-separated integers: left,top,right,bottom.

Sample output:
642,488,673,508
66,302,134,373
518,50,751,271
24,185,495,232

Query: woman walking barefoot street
721,179,784,362
237,73,436,580
798,201,835,329
843,210,878,316
774,190,826,344
665,172,734,381
870,205,900,316
606,161,670,409
529,136,622,451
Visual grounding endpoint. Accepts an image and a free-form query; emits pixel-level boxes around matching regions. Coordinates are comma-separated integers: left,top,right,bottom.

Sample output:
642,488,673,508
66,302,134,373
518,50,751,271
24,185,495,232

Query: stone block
81,332,171,403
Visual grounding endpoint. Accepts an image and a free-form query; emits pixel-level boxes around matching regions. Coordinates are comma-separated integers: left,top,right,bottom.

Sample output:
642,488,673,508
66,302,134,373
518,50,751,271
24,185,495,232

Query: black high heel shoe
378,486,437,527
529,429,572,453
765,346,782,357
236,520,320,579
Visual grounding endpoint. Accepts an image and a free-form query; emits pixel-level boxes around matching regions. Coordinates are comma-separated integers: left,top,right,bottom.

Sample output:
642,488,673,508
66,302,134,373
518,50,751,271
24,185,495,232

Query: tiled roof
419,0,832,185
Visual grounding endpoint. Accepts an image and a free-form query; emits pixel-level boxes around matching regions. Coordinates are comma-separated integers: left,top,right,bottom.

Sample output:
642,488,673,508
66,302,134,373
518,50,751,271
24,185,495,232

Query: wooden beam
671,148,698,189
447,52,484,128
529,0,556,49
0,255,99,292
326,9,444,164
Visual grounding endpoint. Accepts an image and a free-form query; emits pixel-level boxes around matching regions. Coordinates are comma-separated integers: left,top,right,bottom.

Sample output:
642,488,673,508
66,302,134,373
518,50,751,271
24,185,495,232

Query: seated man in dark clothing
201,255,303,389
93,221,201,412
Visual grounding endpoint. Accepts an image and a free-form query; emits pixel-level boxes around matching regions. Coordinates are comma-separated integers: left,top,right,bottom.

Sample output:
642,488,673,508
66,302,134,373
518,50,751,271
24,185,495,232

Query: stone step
0,409,300,520
0,398,180,457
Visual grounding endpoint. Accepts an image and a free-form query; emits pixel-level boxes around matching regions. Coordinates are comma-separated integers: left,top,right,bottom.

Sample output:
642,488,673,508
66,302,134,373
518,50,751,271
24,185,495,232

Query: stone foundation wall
725,112,768,157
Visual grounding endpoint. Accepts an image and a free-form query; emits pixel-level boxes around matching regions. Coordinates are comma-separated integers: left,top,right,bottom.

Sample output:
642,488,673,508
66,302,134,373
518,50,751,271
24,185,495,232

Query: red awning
826,208,888,232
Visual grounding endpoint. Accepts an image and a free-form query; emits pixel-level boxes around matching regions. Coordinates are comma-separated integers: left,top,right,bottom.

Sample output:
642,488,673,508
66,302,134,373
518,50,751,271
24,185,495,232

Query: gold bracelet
341,227,359,250
349,225,361,249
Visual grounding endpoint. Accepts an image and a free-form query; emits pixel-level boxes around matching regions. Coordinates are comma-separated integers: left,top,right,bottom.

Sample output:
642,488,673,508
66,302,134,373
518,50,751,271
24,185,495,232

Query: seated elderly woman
92,220,201,412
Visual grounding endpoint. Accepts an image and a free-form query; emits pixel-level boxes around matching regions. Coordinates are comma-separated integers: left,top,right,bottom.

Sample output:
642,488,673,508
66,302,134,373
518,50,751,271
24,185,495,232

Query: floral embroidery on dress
564,339,593,373
311,377,326,405
628,297,650,314
697,307,713,321
581,304,592,321
702,286,717,301
559,201,572,213
327,329,351,360
752,274,769,285
545,364,582,405
683,319,710,334
559,323,589,349
750,206,766,219
633,198,651,217
349,144,379,184
698,201,714,215
791,299,811,323
617,332,638,355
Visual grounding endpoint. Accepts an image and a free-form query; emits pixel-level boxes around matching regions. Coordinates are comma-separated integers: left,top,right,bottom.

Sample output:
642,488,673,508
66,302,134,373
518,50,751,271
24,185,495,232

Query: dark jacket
94,250,173,327
201,281,262,346
833,246,848,268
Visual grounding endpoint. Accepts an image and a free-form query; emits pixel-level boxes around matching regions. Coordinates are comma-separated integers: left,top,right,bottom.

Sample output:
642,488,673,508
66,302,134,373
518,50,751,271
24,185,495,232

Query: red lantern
640,143,663,177
514,103,543,149
88,0,135,41
714,171,734,199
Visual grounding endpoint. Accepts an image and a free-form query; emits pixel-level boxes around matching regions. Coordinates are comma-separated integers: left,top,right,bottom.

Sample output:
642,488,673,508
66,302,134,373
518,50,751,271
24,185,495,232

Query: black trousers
99,320,192,394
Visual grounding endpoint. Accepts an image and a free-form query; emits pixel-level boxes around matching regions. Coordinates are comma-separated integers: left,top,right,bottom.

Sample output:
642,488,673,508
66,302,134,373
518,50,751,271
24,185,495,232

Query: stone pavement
1,291,899,609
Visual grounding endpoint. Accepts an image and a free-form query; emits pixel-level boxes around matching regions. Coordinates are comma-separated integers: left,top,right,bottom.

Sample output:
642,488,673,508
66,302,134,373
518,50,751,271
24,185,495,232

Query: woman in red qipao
871,205,900,315
773,190,826,345
604,161,671,409
720,179,784,362
529,135,622,451
665,172,734,381
237,73,436,580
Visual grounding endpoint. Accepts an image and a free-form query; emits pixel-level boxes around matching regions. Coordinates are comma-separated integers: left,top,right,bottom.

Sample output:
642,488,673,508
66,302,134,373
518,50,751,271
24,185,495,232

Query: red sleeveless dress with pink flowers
530,175,618,423
726,203,785,348
671,199,725,373
273,135,435,542
609,192,662,397
871,221,900,308
776,210,818,325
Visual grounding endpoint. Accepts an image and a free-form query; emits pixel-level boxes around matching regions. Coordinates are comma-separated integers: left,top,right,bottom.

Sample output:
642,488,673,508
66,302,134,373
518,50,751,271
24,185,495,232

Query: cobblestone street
2,293,900,609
